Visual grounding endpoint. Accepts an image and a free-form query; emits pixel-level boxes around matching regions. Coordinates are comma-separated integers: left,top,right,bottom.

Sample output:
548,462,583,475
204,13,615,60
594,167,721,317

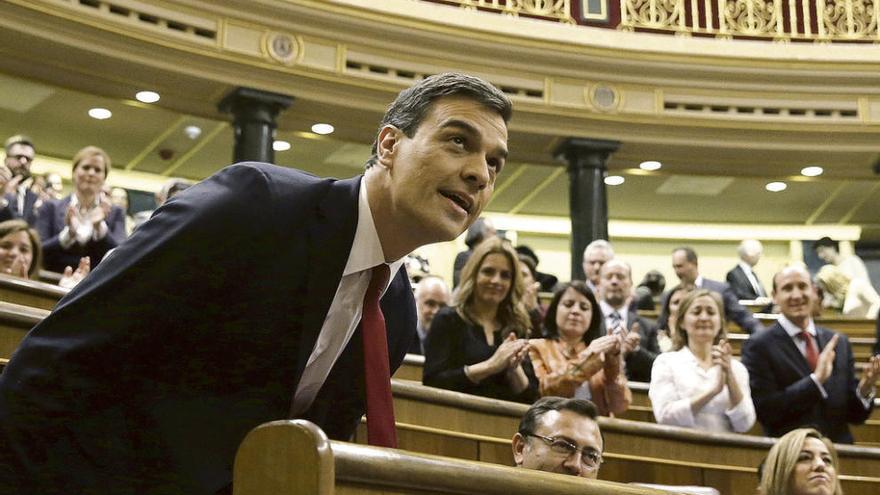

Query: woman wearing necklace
528,281,631,416
649,289,756,433
37,146,126,273
423,237,538,403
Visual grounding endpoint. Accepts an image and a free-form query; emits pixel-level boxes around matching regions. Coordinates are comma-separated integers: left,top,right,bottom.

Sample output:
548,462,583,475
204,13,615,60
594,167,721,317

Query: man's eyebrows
438,119,508,158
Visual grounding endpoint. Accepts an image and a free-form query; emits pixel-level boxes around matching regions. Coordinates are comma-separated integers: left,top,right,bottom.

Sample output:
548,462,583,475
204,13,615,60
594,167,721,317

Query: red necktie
798,331,818,371
361,264,397,447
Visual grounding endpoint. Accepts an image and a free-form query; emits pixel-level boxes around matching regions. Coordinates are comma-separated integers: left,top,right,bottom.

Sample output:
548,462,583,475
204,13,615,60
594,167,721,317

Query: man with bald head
597,259,660,382
582,239,614,292
410,275,450,355
726,239,768,301
742,266,879,443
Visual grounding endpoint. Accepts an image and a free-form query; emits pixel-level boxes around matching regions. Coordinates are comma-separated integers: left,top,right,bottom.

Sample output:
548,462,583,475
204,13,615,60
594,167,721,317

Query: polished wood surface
387,380,880,481
235,419,674,495
0,301,48,360
0,273,66,311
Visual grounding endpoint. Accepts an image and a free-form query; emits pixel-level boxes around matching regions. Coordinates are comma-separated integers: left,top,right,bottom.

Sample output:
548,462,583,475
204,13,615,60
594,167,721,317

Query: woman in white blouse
649,289,756,433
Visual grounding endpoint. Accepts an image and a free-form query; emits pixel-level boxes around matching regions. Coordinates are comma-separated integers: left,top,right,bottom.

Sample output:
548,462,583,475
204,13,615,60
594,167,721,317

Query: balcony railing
440,0,575,23
619,0,880,41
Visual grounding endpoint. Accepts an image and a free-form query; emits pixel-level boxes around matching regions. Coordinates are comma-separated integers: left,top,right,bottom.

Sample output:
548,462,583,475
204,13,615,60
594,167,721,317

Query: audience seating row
0,273,67,311
234,419,674,495
380,379,880,494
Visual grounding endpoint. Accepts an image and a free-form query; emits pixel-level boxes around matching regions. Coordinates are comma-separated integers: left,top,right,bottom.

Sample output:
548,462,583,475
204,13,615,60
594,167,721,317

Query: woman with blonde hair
759,428,842,495
424,237,538,402
36,146,125,272
649,289,755,432
815,264,880,318
0,219,41,279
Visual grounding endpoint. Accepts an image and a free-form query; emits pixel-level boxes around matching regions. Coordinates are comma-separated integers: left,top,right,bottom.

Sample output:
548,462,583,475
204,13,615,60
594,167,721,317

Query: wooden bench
0,273,66,311
0,301,48,361
385,379,880,493
234,419,674,495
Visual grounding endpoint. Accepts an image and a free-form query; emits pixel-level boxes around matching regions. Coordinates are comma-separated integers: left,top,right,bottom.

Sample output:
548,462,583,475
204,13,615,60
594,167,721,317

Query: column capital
217,87,293,164
218,87,293,123
553,138,620,166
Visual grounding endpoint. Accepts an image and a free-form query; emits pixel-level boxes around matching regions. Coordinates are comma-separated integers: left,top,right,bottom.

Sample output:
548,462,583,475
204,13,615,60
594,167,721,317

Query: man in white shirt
742,266,879,443
0,73,513,494
725,239,768,301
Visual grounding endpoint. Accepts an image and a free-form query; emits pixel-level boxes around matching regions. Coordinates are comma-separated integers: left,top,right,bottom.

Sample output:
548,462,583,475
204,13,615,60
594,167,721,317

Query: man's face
513,410,603,479
672,250,698,284
582,249,610,286
4,143,34,178
773,269,814,326
377,96,507,246
599,263,631,308
415,279,450,330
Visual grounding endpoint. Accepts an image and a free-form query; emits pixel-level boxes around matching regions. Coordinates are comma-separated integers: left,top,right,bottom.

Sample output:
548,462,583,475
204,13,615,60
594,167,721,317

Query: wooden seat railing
0,273,67,311
0,301,49,361
376,380,880,495
234,419,675,495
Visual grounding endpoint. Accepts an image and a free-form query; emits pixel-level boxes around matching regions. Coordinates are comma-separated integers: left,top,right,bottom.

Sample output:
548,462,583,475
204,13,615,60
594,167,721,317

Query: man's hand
621,321,641,355
1,165,22,196
814,334,839,384
858,355,880,398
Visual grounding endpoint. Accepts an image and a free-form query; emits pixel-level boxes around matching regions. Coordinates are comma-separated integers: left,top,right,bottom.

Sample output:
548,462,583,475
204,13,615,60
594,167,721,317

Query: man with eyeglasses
1,134,39,225
512,396,604,479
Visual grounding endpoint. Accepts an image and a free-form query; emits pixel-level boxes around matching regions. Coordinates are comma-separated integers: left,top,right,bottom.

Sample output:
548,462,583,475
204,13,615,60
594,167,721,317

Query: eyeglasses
522,433,603,469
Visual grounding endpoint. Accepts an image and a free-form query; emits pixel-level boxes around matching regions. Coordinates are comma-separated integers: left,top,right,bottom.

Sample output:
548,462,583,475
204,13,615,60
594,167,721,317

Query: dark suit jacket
0,188,39,225
36,194,126,272
725,265,766,300
742,322,872,443
659,277,763,334
623,311,660,383
0,163,417,494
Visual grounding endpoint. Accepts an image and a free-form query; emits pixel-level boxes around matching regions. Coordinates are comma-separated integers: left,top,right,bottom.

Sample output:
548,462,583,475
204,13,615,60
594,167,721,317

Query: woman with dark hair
650,289,755,432
36,146,125,272
759,428,842,495
423,237,538,402
527,281,631,416
657,284,692,352
518,253,544,334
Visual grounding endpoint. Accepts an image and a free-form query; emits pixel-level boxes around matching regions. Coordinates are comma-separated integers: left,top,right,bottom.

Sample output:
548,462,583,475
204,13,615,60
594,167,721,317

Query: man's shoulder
747,321,785,345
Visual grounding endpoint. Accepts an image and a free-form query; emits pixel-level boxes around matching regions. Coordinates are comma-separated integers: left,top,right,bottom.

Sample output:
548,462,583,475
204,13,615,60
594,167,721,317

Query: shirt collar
694,275,704,287
778,314,816,338
599,300,624,316
69,193,99,209
343,180,405,288
738,261,754,274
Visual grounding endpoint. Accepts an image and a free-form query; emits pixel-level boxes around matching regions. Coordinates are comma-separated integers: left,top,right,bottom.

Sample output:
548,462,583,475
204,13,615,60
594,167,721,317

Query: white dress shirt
291,182,404,414
738,261,765,297
649,347,756,433
599,300,628,334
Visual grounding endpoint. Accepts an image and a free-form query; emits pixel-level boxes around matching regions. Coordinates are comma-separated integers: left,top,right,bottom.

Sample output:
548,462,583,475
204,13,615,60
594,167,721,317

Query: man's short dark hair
464,217,493,249
673,246,698,263
812,236,839,252
4,134,34,154
366,72,512,168
518,397,602,449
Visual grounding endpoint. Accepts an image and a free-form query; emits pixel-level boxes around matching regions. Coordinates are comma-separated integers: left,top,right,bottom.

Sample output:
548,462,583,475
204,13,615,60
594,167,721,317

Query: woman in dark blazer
37,146,125,273
424,236,538,403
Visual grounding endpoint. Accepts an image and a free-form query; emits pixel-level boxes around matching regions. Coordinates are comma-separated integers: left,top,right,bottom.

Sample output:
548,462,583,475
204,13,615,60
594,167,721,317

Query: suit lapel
771,322,813,376
295,176,361,377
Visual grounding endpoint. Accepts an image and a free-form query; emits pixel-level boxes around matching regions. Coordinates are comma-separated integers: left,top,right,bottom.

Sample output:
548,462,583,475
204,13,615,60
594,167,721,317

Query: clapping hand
59,257,91,289
858,355,880,398
491,333,530,373
814,334,839,384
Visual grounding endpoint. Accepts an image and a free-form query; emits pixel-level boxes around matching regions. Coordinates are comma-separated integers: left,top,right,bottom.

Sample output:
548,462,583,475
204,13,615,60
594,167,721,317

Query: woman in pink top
528,281,631,416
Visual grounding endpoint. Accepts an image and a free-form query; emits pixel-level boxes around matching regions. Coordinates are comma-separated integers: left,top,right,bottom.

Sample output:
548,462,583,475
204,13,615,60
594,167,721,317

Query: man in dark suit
742,266,879,443
0,73,512,494
0,135,40,225
725,239,768,301
659,246,763,334
409,275,450,355
597,258,660,382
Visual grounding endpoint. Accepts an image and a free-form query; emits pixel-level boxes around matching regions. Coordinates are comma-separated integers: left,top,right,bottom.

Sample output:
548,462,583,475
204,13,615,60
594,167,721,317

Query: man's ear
511,433,526,467
376,125,402,168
